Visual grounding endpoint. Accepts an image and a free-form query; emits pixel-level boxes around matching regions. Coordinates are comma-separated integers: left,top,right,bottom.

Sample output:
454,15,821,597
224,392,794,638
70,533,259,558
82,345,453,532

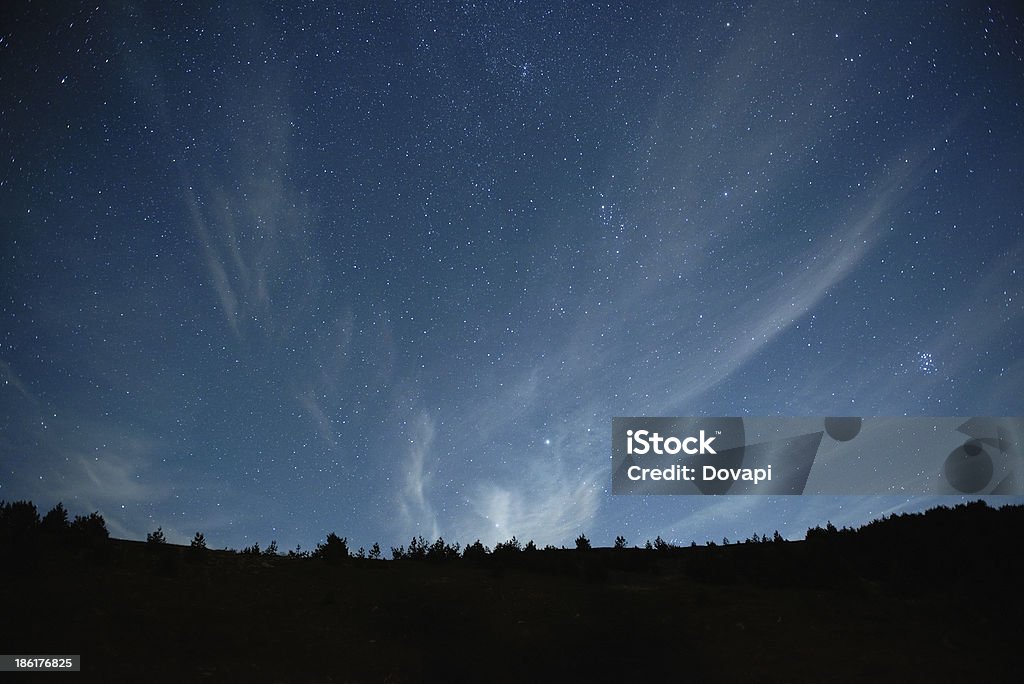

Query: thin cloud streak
398,412,440,542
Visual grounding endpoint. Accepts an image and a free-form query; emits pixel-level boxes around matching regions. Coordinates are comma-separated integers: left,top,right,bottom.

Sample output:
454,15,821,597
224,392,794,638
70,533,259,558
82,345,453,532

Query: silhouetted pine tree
40,503,70,537
314,533,349,563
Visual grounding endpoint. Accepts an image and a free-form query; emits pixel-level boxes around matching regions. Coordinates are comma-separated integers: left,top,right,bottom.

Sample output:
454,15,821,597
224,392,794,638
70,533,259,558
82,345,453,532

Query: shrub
574,534,591,551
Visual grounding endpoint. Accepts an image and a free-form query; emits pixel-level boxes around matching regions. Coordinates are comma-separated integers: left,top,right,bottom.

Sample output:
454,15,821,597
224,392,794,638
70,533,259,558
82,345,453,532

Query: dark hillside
1,500,1020,682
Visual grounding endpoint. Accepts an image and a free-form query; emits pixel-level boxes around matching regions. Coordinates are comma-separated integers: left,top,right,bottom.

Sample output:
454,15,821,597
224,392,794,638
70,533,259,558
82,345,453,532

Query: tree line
5,498,1019,576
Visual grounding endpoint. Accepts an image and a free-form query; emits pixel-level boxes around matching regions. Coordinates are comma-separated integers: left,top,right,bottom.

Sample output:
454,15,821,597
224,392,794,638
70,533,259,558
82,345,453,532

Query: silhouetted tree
614,535,627,550
0,500,42,573
264,540,279,556
494,536,522,556
147,527,167,545
405,535,429,560
242,543,261,555
575,534,591,551
187,532,208,563
524,539,537,553
70,512,108,546
773,530,784,543
40,502,70,536
368,542,382,560
653,536,670,552
427,537,460,561
0,500,40,542
462,539,489,562
314,532,349,563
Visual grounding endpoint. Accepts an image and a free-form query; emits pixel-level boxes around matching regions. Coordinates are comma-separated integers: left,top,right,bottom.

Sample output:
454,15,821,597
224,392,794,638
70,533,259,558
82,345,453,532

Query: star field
1,1,1022,551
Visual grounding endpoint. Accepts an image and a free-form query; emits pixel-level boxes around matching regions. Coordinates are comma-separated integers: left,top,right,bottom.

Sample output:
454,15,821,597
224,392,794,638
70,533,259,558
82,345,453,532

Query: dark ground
2,502,1021,682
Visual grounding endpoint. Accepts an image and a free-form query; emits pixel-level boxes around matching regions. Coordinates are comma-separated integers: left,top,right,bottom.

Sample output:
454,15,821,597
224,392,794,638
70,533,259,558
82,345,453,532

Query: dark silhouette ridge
1,500,1021,681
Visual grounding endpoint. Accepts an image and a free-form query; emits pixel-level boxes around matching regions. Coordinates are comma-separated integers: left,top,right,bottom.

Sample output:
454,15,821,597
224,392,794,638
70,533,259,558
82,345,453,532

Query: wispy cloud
397,412,440,541
657,162,914,410
300,390,338,450
0,358,34,403
184,187,241,335
464,469,601,547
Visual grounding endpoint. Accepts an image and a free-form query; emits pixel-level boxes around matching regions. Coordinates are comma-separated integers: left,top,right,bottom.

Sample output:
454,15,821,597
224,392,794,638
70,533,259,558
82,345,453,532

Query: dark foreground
2,503,1022,682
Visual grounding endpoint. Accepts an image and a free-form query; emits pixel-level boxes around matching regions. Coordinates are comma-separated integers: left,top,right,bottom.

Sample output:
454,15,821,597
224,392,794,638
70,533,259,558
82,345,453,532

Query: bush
575,534,591,551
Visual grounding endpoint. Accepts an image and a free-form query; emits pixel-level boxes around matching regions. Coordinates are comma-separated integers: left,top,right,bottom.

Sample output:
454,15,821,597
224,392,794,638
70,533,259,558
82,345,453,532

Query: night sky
2,1,1022,553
